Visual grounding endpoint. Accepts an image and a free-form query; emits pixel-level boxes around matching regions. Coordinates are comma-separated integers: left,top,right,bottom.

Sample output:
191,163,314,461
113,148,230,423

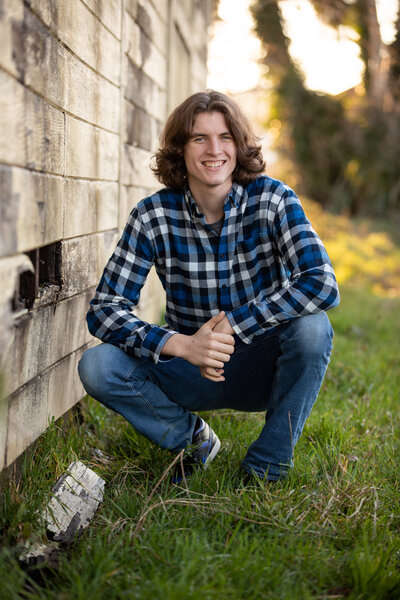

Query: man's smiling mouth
202,161,225,168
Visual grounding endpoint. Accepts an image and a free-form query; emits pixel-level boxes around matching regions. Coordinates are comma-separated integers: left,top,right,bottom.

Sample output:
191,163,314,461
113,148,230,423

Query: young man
78,91,339,483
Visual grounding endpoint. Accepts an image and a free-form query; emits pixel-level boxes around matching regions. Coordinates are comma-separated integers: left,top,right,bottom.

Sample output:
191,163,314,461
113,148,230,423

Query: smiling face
183,111,237,200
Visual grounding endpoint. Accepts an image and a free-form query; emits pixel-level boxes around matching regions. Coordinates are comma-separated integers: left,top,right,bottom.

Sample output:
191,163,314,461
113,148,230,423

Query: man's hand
161,312,235,382
212,315,234,335
199,313,235,382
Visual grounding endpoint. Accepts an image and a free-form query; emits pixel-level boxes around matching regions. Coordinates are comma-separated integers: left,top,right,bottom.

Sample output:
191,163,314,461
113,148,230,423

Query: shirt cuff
225,304,264,344
141,327,177,363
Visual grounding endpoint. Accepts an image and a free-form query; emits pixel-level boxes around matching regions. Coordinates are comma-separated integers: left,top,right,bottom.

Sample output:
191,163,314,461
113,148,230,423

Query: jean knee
285,312,334,362
78,344,121,399
78,346,100,398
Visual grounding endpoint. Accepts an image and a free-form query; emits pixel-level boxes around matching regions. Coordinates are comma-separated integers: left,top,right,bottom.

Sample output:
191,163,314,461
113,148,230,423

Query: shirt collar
229,182,245,208
184,181,245,218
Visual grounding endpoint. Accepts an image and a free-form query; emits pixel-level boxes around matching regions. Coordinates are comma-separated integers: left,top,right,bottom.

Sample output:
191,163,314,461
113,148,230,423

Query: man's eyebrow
189,130,232,137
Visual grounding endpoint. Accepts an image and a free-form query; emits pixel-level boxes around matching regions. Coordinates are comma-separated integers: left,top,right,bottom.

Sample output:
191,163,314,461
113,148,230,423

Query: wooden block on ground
44,461,105,543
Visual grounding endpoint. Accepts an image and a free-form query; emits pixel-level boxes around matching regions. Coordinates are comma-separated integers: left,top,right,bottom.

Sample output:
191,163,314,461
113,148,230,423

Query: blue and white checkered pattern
87,176,339,362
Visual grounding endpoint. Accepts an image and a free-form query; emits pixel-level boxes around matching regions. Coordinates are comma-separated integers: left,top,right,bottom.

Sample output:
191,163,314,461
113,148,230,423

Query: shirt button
219,253,225,259
222,284,227,289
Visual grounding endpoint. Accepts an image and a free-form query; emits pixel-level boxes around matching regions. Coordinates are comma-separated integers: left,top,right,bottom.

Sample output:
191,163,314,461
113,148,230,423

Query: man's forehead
190,111,231,133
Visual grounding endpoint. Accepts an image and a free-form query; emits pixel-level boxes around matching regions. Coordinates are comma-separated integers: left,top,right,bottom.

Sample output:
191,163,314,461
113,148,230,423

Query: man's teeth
204,161,224,167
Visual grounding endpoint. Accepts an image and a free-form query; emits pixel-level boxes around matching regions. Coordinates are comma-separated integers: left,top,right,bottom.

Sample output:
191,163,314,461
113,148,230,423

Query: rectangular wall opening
13,242,63,311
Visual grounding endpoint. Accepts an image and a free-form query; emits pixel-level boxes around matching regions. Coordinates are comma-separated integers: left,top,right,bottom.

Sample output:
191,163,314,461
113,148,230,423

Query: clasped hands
161,311,235,382
196,311,235,382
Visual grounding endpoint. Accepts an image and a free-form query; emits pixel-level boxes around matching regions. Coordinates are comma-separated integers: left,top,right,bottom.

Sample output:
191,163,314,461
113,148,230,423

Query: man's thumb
207,311,225,328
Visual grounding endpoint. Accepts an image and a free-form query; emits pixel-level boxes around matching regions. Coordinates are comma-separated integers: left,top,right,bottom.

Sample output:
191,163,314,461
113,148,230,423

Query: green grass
1,284,400,600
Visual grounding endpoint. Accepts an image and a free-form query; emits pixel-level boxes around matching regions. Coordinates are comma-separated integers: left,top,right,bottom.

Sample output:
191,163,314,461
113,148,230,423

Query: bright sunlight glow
279,0,364,95
207,0,264,94
208,0,399,96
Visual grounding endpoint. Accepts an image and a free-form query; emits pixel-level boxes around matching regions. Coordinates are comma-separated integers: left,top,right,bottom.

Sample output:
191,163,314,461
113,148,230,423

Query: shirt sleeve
86,207,175,362
226,189,340,343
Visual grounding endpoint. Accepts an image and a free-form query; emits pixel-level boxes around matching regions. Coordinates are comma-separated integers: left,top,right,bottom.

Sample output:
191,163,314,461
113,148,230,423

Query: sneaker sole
203,434,221,469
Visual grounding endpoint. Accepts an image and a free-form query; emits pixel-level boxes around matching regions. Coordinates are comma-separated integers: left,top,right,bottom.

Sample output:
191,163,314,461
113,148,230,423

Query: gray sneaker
191,418,221,468
172,418,221,483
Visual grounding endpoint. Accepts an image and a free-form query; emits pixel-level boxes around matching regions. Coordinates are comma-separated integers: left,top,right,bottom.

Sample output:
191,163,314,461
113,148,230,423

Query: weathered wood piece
18,541,60,568
43,461,105,543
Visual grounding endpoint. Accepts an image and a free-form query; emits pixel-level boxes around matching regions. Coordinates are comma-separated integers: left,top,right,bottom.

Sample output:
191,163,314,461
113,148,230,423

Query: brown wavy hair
152,90,265,190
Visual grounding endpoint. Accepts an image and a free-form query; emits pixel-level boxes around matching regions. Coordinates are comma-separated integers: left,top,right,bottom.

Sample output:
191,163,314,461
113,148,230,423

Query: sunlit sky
207,0,399,96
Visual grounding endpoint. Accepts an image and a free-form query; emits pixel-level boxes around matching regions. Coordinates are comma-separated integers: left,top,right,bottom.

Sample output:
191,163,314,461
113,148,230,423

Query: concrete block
190,52,208,91
0,70,65,174
167,22,191,112
65,115,119,180
124,100,162,151
119,185,153,230
6,370,52,467
60,236,102,298
0,254,34,368
135,1,152,40
5,349,87,467
64,180,118,239
7,8,68,110
171,2,192,49
192,7,208,53
0,166,65,257
8,8,119,131
82,0,122,39
47,348,88,422
175,0,211,53
125,0,138,21
0,0,24,79
29,0,121,85
124,12,142,67
2,292,94,398
61,232,118,299
65,51,120,131
121,145,159,189
137,1,167,53
148,0,168,22
124,56,167,120
125,12,167,88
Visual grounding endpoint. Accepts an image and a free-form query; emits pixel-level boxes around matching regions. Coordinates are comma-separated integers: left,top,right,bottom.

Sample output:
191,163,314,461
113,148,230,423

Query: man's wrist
160,333,187,359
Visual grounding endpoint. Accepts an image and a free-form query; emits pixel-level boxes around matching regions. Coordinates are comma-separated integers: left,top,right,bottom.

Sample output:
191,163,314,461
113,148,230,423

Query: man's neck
189,181,232,224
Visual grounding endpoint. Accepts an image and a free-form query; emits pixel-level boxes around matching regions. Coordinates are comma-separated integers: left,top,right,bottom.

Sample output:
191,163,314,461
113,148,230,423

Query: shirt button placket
217,241,229,309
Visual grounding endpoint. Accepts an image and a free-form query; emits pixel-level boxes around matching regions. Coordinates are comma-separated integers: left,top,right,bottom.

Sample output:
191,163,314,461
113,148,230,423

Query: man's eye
193,136,205,142
221,135,233,141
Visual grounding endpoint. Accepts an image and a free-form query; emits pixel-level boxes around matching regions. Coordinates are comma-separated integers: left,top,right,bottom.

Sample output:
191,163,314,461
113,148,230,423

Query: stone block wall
0,0,212,471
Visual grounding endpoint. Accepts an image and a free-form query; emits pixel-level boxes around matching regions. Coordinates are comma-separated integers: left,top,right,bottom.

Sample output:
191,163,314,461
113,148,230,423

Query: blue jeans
78,312,333,481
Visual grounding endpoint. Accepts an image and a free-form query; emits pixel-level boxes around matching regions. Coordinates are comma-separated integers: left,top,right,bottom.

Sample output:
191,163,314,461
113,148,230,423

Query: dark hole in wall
13,241,63,311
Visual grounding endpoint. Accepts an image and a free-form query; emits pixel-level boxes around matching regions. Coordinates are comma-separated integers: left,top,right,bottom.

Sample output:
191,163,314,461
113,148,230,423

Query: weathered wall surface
0,0,212,471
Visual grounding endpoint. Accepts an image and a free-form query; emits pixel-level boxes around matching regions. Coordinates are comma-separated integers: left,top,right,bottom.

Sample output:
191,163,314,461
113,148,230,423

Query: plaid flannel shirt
87,176,339,362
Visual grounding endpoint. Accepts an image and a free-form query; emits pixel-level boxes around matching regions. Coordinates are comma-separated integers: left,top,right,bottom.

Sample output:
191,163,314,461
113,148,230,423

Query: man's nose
206,138,221,155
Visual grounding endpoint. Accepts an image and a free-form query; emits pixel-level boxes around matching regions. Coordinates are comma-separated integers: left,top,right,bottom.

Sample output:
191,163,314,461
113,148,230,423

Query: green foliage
252,0,400,216
275,72,354,210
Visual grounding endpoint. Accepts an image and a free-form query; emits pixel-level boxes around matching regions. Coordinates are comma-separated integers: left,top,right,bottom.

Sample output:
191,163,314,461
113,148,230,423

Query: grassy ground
1,209,400,599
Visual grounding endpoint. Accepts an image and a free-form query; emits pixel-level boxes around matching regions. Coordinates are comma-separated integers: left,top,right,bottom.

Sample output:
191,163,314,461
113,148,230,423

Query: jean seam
270,346,281,413
124,377,166,426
